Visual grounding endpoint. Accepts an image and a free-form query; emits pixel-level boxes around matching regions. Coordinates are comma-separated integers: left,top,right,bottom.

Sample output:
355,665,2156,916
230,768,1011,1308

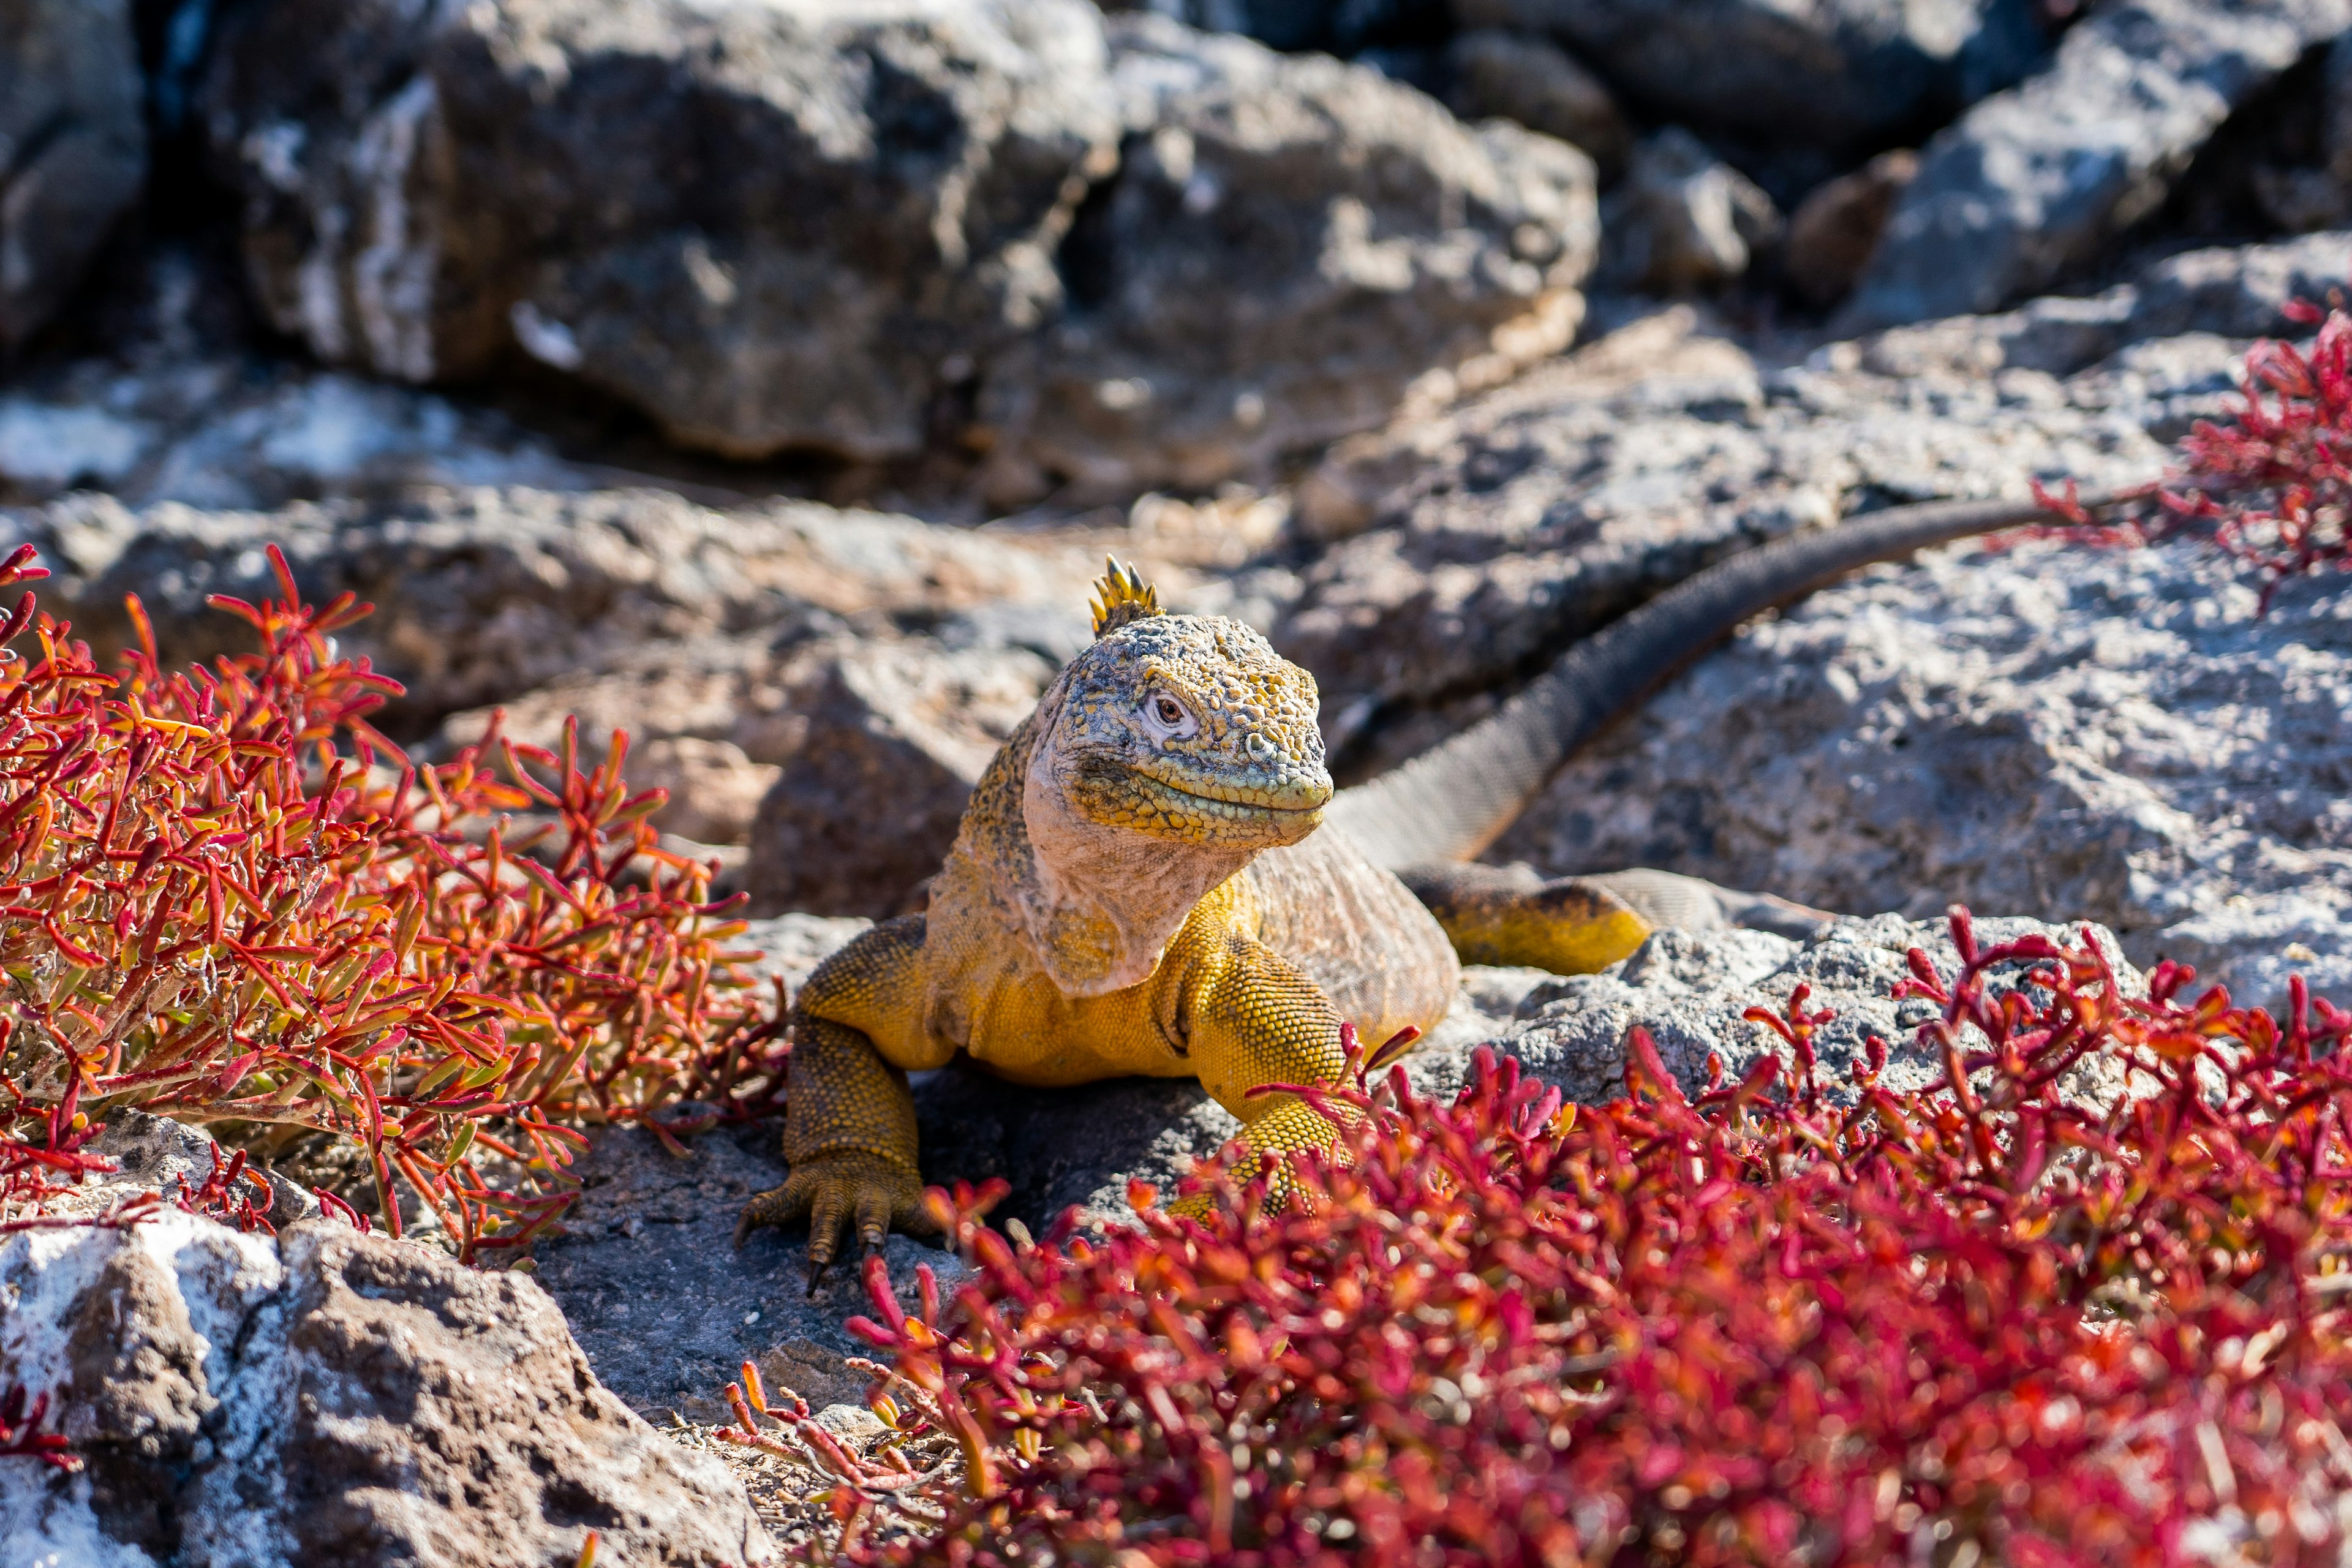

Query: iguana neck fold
1017,697,1262,996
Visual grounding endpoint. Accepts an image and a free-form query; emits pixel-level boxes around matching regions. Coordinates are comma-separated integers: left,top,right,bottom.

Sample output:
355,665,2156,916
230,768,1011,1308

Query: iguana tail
1327,494,2112,869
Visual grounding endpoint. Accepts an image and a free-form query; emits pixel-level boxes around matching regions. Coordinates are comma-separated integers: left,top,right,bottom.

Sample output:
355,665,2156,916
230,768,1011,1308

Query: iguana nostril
1246,732,1273,760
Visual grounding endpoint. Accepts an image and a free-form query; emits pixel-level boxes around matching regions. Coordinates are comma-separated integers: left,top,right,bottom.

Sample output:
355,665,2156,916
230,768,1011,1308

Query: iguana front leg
733,1017,934,1269
737,916,942,1270
1181,930,1357,1206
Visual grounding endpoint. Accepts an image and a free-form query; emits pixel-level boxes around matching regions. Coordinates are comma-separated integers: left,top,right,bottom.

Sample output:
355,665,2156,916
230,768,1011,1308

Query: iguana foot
1398,862,1654,973
1401,863,1838,972
735,1151,938,1283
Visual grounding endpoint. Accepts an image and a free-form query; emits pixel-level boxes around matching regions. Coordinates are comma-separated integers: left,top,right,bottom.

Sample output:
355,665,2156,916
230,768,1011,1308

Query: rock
1784,149,1920,309
2250,34,2352,230
1491,536,2352,1014
1104,0,1445,53
980,15,1599,503
2128,228,2352,340
0,0,147,347
83,1110,321,1231
0,1207,772,1566
1598,129,1782,295
630,737,782,848
0,358,601,511
1284,229,2343,764
1840,229,2352,377
747,638,1061,916
729,913,878,997
1448,0,2045,162
530,1116,966,1421
1445,29,1632,180
1276,287,2193,772
1492,914,2144,1106
1843,0,2352,328
200,0,1119,462
1,484,1102,734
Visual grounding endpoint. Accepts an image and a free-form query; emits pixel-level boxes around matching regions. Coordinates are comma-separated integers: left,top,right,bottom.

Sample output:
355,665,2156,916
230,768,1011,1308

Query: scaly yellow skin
737,565,1652,1265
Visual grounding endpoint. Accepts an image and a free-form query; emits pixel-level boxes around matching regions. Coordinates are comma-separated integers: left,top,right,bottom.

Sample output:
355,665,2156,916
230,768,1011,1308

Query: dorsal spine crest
1090,557,1163,638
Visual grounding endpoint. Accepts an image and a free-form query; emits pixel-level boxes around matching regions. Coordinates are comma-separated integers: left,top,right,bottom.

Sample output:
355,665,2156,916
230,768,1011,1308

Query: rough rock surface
83,1111,322,1230
1494,536,2352,1014
745,638,1063,914
1444,28,1632,181
2250,33,2352,232
202,0,1118,464
981,15,1599,502
0,0,148,347
523,913,962,1419
0,484,1103,734
1597,129,1781,295
0,357,601,510
1844,0,2352,327
531,1114,967,1421
1493,914,2144,1106
1446,0,2045,161
1281,232,2347,775
0,1207,772,1567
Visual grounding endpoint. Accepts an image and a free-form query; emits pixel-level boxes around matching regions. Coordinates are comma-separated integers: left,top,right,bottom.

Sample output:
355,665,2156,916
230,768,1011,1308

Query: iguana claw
735,1150,938,1290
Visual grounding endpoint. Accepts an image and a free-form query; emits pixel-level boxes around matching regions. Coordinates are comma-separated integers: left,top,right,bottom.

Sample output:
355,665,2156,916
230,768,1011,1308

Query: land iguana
737,495,2101,1265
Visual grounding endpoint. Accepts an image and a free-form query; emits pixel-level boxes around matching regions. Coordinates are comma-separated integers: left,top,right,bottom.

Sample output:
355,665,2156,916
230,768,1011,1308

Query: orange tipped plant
2038,280,2352,606
810,911,2352,1566
0,544,780,1259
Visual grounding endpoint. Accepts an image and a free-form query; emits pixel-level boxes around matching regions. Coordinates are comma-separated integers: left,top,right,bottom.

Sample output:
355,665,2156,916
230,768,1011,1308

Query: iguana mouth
1126,763,1331,814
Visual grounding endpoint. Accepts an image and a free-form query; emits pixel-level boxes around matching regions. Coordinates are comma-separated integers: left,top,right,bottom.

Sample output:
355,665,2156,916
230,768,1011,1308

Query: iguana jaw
1044,608,1332,853
1068,758,1328,849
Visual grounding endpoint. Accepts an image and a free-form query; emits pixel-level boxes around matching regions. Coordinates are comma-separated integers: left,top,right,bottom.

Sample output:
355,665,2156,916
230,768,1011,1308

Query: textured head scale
1036,564,1331,854
1008,564,1334,993
1090,557,1162,638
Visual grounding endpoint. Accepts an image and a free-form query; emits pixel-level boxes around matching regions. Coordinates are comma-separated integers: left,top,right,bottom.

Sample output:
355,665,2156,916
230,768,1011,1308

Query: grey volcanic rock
1447,0,2045,159
1445,29,1632,180
981,15,1599,503
1493,536,2352,1014
0,356,605,511
84,1110,322,1230
746,638,1060,916
1493,915,2144,1107
531,1114,966,1420
1281,231,2346,774
0,0,148,347
202,0,1118,462
1844,0,2352,328
1598,129,1781,295
1276,294,2187,772
0,485,1100,732
199,0,1594,497
0,1207,772,1567
2252,35,2352,230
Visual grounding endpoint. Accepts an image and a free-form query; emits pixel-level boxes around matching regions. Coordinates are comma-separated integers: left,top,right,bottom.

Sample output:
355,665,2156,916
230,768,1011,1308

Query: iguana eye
1138,691,1198,741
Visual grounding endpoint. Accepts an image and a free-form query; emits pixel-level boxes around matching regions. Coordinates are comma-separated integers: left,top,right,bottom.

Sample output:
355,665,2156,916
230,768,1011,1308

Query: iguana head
1039,560,1332,851
997,561,1332,995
